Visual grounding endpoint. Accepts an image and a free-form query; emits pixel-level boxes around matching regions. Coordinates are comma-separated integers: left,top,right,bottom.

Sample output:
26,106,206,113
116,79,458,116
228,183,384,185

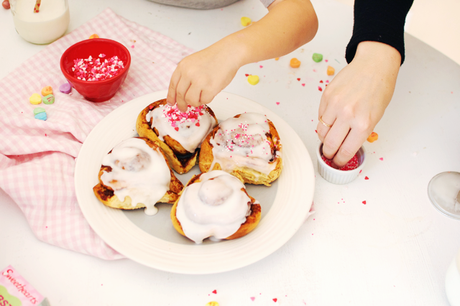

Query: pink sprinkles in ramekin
162,104,206,131
71,54,124,81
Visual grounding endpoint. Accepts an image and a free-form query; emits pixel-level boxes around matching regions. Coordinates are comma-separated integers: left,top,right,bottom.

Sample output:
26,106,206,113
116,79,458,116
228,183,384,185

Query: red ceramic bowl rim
60,38,131,85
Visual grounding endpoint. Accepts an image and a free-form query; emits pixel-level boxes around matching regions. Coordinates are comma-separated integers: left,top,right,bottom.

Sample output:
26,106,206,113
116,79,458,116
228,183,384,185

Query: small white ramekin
316,143,366,185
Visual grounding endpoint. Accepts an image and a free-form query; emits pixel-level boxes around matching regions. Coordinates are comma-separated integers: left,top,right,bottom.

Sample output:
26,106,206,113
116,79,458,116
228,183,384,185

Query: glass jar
10,0,70,45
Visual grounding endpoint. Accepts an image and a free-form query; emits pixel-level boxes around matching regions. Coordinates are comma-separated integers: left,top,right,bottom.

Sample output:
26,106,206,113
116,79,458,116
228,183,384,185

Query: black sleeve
345,0,414,65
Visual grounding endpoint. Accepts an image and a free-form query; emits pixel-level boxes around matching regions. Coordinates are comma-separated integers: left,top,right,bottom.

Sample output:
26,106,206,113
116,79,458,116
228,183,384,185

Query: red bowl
60,38,131,102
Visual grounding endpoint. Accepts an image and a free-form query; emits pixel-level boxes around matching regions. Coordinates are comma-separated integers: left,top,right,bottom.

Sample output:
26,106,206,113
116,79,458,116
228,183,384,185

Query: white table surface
1,0,460,305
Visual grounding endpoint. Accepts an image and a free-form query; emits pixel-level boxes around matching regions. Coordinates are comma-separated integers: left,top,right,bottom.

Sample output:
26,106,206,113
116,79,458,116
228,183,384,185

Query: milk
11,0,69,44
446,249,460,306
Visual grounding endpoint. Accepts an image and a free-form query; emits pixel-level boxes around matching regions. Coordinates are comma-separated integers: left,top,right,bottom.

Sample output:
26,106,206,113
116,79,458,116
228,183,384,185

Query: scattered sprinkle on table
290,58,301,68
312,53,323,63
367,132,378,142
241,16,251,26
247,75,259,85
327,65,335,76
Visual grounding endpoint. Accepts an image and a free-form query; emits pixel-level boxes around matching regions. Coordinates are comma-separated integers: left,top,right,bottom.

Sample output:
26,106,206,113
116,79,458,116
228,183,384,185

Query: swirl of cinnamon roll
199,112,282,186
93,137,183,215
136,99,217,174
171,170,261,244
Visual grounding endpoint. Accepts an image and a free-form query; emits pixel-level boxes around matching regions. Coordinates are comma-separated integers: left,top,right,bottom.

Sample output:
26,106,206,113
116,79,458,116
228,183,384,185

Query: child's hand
316,41,401,167
166,43,242,112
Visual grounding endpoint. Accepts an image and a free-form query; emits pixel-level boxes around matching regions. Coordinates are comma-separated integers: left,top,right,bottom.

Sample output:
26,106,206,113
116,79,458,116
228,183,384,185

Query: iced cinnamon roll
199,112,282,186
136,99,217,174
171,170,261,244
93,137,183,215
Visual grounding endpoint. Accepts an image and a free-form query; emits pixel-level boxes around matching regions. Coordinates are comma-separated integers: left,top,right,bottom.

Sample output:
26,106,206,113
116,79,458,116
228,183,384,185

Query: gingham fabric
0,8,193,260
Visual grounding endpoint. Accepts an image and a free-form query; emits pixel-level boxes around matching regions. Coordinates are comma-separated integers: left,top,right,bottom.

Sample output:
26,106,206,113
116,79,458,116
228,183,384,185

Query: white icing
100,138,171,215
209,112,277,175
145,104,217,153
176,170,254,244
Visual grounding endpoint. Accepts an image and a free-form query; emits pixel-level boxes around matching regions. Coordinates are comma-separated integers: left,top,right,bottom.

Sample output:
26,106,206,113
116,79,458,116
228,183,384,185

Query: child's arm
317,0,414,168
166,0,318,111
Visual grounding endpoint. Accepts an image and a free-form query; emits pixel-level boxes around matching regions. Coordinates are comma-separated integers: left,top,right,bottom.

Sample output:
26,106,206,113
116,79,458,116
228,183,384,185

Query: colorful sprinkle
34,112,47,121
206,302,219,306
33,107,46,115
71,54,124,81
42,94,55,105
59,82,72,94
367,132,379,143
241,16,252,26
321,154,359,171
327,65,335,76
89,33,99,39
289,58,301,68
362,201,367,205
41,86,53,96
312,53,323,63
248,75,259,85
29,93,41,105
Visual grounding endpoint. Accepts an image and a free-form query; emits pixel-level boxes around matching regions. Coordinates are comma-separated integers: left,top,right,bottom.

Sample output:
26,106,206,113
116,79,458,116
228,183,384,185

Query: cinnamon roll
93,137,183,215
171,170,261,244
199,112,282,186
136,99,217,174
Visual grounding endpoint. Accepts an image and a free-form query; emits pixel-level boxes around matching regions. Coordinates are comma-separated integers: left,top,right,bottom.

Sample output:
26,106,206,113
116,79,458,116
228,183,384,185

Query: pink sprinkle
259,65,263,68
302,83,305,87
325,59,328,62
276,102,280,105
131,45,135,48
250,297,255,301
379,157,384,161
71,55,124,81
313,69,317,72
318,86,323,92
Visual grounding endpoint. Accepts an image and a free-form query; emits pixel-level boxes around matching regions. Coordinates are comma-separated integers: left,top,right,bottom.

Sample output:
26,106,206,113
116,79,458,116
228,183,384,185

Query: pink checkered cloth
0,8,193,260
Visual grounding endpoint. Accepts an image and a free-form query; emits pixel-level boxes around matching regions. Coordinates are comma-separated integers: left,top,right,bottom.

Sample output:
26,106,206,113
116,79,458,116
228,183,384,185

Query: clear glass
10,0,69,45
427,171,460,220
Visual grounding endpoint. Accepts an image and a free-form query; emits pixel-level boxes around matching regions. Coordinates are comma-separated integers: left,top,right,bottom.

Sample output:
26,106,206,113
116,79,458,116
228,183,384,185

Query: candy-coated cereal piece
41,86,53,96
42,94,55,105
241,16,251,26
59,82,72,94
290,58,301,68
33,107,46,115
206,302,219,306
247,75,259,85
327,65,335,76
89,33,99,39
29,93,42,105
312,53,323,63
34,112,47,121
367,132,379,143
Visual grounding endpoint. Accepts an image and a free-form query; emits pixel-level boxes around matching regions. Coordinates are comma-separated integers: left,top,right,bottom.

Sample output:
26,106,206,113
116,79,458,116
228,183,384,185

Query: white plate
74,90,315,274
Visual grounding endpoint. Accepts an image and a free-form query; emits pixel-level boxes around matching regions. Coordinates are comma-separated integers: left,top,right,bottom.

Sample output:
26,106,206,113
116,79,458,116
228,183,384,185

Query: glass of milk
10,0,70,45
446,249,460,306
